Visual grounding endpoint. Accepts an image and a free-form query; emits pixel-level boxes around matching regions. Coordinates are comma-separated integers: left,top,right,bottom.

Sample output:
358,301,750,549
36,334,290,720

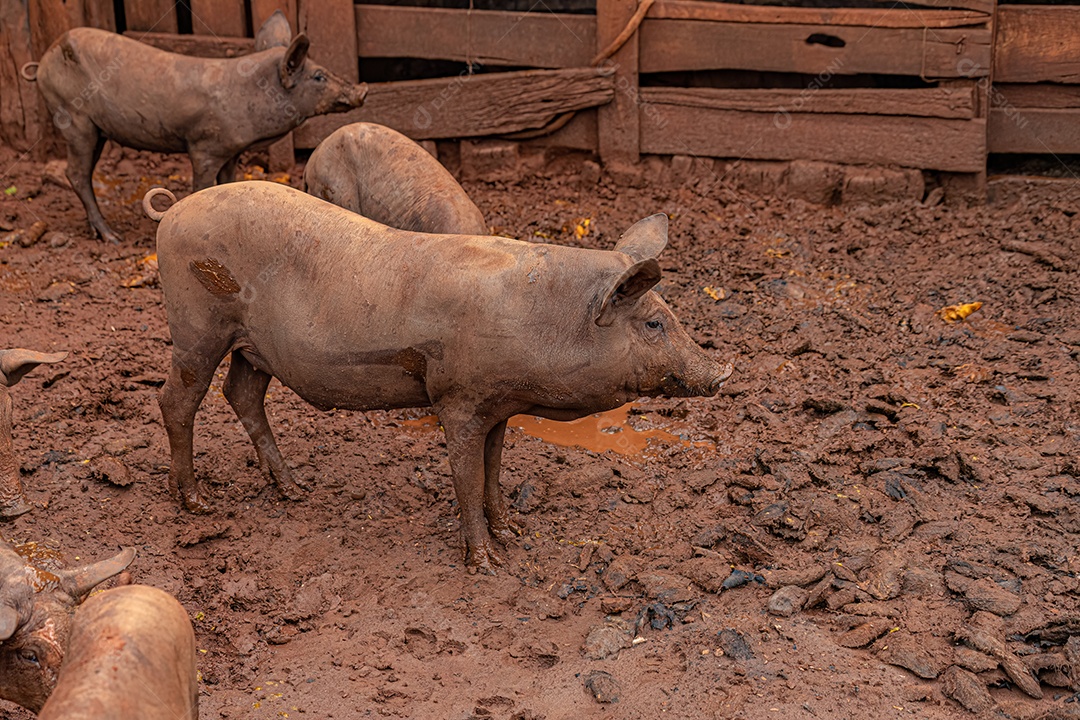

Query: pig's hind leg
159,340,231,514
223,351,310,501
483,420,522,544
62,120,120,243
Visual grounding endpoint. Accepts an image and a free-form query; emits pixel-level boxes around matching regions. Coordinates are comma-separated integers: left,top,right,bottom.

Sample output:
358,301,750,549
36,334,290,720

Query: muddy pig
0,541,135,712
22,14,367,243
146,181,732,574
304,122,487,235
37,585,197,720
0,349,67,519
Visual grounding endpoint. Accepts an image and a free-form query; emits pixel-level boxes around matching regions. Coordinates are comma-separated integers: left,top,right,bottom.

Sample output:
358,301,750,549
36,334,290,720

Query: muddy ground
1,143,1079,720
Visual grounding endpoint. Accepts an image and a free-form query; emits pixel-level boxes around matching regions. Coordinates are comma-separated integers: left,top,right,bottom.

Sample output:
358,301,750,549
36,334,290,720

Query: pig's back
304,123,487,236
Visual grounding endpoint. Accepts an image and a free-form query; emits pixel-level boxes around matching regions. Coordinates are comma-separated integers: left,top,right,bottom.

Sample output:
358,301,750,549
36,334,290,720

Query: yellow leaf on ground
937,302,982,323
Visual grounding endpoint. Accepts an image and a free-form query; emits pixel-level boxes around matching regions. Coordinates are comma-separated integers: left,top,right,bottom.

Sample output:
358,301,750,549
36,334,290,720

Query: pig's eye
19,649,39,666
645,319,662,330
313,71,326,83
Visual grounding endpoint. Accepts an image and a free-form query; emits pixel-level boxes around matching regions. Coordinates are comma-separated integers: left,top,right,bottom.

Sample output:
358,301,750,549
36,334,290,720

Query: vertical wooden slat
294,0,358,148
0,0,44,152
596,0,640,166
123,0,178,34
81,0,116,31
190,0,246,37
252,0,300,172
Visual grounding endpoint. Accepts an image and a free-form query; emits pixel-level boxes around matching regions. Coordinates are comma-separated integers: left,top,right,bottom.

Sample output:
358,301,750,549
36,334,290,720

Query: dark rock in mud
941,665,994,714
637,602,677,631
583,670,621,703
716,628,754,661
510,479,543,513
721,568,764,591
767,585,808,617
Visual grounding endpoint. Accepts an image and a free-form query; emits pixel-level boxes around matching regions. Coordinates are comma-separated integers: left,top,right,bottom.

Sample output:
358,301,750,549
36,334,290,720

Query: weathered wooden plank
639,18,991,77
251,0,299,172
355,5,595,69
649,1,990,29
294,66,614,148
861,0,993,13
522,108,599,153
996,83,1080,109
123,0,177,34
996,6,1080,83
299,0,357,82
0,0,46,151
639,103,985,172
988,107,1080,154
122,31,253,58
641,86,976,119
190,0,246,37
81,0,116,32
596,0,640,166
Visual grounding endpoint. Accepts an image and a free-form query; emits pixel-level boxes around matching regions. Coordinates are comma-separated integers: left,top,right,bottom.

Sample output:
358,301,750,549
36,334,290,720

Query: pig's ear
614,213,668,262
0,349,67,388
595,259,662,327
254,9,293,52
279,33,310,89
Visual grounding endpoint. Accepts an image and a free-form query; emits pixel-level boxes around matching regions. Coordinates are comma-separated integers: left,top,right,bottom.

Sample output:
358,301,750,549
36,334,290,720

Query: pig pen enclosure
4,0,1080,718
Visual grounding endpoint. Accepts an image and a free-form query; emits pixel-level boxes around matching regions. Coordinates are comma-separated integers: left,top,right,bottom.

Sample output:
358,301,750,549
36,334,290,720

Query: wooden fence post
596,0,640,167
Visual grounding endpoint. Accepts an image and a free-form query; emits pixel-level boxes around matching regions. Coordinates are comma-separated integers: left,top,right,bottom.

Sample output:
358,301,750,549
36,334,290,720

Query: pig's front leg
439,405,504,574
216,155,239,185
188,146,231,191
483,420,522,544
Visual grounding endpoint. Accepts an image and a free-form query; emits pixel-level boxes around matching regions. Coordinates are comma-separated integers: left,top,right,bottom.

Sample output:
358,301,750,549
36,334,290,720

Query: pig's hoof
275,479,309,502
465,542,503,576
182,492,214,515
95,226,122,244
489,521,522,546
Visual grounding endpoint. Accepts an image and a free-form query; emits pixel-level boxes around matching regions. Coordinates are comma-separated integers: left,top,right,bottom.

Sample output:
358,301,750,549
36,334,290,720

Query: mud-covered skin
153,182,731,574
37,585,197,720
0,349,67,518
0,543,135,712
31,16,366,243
304,122,488,235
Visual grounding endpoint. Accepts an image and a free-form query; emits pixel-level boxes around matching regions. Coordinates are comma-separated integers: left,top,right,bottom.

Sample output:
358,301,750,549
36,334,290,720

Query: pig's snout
330,83,368,112
661,359,733,398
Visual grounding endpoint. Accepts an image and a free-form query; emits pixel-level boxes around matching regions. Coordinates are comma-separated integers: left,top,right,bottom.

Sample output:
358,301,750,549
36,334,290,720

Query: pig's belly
239,348,431,412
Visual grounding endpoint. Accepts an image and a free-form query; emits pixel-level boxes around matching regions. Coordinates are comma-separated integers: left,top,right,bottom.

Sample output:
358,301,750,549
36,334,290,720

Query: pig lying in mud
304,122,487,235
0,348,67,519
147,182,732,573
0,541,135,712
22,13,367,243
37,585,197,720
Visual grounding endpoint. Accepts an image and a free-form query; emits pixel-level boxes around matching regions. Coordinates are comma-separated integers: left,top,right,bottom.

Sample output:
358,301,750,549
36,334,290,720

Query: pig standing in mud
304,122,487,235
37,585,197,720
22,13,367,243
0,541,135,712
0,348,67,519
146,182,731,573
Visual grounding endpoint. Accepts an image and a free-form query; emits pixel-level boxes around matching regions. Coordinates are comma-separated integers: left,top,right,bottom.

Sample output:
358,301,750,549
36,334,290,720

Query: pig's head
591,214,732,401
276,33,368,118
0,542,135,712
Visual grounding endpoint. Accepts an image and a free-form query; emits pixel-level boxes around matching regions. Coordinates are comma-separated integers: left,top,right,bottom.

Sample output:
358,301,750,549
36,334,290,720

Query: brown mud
1,144,1080,719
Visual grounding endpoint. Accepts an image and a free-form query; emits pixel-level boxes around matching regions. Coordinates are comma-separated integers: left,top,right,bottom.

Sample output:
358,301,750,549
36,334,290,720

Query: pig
22,13,367,243
304,122,487,235
147,181,732,574
0,348,67,519
36,584,197,720
0,541,135,712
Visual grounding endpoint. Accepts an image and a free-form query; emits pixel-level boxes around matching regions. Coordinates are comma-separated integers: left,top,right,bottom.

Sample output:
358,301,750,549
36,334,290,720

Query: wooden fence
0,0,1076,192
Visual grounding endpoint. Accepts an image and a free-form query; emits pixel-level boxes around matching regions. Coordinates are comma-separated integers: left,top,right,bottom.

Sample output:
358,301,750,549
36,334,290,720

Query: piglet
36,584,197,720
23,14,367,242
147,182,732,574
0,348,67,519
304,122,487,235
0,541,135,712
